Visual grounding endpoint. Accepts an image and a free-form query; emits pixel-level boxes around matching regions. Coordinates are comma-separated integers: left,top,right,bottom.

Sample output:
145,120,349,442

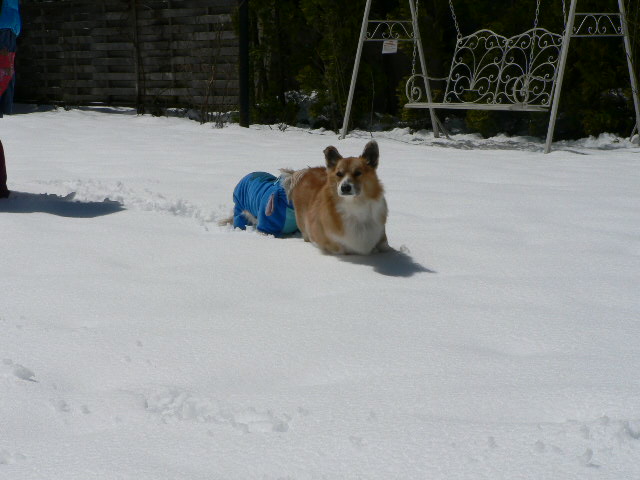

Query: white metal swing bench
404,28,563,111
340,0,640,153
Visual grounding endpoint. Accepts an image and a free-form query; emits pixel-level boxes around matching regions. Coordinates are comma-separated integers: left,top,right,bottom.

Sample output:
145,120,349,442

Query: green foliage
244,0,640,139
246,0,312,123
559,36,638,137
246,0,401,130
465,110,501,138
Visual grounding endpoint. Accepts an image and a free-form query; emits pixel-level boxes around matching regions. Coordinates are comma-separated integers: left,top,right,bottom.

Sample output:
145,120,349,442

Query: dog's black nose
341,183,352,194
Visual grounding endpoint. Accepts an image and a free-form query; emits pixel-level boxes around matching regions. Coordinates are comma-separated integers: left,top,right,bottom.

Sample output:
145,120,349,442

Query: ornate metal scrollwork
366,21,415,41
406,27,564,109
443,30,507,105
499,29,563,106
572,14,623,37
405,74,429,103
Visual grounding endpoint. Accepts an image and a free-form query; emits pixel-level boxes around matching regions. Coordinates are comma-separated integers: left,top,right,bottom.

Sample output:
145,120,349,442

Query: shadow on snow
0,191,124,218
338,247,435,278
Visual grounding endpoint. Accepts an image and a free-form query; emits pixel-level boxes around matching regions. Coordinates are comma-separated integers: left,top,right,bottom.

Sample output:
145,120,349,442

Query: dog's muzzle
338,180,358,197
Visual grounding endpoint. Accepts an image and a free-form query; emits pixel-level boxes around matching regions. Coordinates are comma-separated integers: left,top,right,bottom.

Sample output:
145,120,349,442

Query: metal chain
533,0,541,29
448,0,462,38
562,0,567,29
527,0,543,101
411,0,419,75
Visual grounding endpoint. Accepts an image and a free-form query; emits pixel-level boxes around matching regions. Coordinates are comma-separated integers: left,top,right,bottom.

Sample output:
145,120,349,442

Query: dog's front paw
372,236,392,253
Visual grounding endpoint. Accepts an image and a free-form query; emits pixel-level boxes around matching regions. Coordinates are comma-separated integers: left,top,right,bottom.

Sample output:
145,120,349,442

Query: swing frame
340,0,640,154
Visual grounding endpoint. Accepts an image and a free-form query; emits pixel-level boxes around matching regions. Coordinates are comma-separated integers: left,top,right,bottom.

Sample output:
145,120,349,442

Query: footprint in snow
0,449,26,465
223,408,290,433
13,364,37,382
2,359,37,382
144,387,291,433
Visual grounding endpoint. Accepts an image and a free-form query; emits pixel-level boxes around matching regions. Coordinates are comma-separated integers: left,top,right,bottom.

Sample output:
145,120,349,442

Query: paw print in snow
2,359,37,382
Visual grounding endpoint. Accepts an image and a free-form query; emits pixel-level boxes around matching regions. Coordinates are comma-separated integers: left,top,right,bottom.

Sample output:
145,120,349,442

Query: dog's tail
218,210,258,227
279,168,308,199
217,214,234,227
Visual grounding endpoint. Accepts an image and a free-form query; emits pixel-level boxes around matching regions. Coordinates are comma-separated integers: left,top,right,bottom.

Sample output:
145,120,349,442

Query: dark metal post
130,0,143,113
238,0,250,127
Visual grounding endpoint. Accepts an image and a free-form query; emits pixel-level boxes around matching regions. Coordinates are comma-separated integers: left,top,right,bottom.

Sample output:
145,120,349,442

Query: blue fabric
0,0,21,36
232,172,298,236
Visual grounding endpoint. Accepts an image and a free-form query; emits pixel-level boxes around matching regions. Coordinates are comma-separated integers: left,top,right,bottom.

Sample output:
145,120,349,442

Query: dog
222,171,298,237
281,140,389,255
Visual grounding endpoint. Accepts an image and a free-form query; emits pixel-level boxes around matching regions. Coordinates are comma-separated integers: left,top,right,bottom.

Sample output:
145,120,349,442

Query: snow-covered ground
1,107,639,479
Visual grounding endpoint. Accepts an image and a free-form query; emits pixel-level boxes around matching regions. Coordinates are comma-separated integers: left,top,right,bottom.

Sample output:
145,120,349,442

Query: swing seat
405,101,551,111
405,28,564,112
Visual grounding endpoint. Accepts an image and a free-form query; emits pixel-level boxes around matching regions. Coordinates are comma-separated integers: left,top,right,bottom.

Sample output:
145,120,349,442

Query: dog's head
323,140,382,199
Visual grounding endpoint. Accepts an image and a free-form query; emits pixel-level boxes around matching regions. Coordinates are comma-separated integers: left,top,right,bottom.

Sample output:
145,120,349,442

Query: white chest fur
330,196,387,255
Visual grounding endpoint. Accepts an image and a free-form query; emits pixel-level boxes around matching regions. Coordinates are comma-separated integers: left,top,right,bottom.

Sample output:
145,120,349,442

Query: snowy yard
1,107,640,479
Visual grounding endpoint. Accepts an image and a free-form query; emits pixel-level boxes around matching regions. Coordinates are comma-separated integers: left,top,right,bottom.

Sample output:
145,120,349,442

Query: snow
1,106,640,479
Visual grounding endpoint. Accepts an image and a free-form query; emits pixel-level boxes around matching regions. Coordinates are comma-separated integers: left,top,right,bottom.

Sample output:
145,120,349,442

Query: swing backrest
442,27,564,107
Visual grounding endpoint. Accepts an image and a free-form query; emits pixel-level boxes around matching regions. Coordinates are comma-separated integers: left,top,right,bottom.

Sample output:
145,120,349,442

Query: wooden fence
15,0,239,114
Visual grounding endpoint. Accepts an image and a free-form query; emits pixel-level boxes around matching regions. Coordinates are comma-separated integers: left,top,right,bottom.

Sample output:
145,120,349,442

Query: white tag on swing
382,39,398,54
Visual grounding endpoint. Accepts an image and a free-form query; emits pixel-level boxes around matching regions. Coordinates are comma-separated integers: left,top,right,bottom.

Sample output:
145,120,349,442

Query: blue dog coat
233,172,297,236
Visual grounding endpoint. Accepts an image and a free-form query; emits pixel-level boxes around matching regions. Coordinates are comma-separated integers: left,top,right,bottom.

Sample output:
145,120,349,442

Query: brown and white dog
281,140,389,255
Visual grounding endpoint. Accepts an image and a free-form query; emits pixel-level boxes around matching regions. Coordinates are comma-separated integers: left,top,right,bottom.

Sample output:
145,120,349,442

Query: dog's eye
353,170,362,177
336,171,345,178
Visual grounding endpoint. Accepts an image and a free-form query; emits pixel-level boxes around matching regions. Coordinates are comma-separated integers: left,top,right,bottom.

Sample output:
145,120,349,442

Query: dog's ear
361,140,379,168
324,146,342,170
